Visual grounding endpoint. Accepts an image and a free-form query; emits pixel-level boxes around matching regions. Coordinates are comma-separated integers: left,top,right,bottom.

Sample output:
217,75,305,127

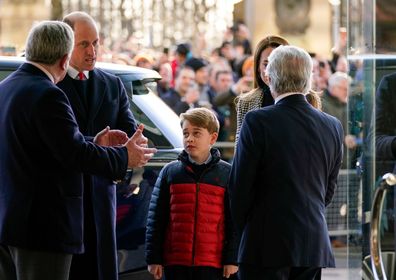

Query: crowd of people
0,11,360,280
93,24,362,166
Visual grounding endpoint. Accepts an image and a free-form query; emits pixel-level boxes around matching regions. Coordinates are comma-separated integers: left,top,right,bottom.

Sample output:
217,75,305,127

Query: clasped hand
94,124,157,168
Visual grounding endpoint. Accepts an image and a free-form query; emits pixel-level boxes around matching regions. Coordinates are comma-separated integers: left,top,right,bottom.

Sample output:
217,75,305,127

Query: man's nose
87,44,96,55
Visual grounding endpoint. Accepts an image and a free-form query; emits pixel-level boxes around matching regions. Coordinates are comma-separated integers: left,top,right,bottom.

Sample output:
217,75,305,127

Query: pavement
322,246,362,279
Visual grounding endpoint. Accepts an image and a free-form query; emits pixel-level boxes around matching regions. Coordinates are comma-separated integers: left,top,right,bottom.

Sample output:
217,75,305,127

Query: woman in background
235,35,289,145
235,35,321,146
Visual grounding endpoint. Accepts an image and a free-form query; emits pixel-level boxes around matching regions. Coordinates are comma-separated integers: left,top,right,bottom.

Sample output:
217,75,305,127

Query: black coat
57,68,136,280
0,63,127,254
229,94,343,267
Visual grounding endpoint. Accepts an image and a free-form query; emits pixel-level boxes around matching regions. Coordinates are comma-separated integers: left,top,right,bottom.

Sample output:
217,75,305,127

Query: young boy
145,107,238,280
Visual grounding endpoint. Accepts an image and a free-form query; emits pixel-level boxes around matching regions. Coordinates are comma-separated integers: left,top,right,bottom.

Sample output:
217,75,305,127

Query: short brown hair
180,108,219,134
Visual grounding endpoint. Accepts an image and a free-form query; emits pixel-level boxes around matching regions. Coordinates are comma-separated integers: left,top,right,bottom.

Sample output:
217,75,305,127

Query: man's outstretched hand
125,124,157,168
94,126,129,146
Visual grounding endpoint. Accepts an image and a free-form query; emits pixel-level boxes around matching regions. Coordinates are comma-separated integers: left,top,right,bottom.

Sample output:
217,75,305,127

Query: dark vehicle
0,56,183,279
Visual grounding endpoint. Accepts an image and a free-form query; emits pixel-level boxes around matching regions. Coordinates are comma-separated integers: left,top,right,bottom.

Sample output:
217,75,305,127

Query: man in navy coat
57,11,136,280
0,21,156,280
229,45,344,280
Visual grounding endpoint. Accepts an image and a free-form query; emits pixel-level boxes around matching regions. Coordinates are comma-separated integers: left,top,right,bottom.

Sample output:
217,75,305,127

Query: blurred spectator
335,55,348,73
234,55,253,79
330,27,347,72
231,21,252,55
214,70,252,148
161,67,198,115
311,55,332,91
156,62,173,98
170,43,192,87
111,53,133,65
322,71,354,169
156,47,170,66
241,56,254,80
219,41,238,74
134,53,154,69
185,57,211,107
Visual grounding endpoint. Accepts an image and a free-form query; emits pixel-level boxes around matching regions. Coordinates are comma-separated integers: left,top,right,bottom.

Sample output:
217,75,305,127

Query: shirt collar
25,61,55,83
274,92,304,104
67,66,90,80
188,153,212,165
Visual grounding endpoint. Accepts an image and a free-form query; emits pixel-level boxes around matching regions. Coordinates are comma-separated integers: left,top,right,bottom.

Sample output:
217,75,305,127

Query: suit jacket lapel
88,69,106,122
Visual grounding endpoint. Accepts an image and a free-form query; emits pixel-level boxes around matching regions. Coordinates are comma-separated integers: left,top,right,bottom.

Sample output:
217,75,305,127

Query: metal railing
370,173,396,280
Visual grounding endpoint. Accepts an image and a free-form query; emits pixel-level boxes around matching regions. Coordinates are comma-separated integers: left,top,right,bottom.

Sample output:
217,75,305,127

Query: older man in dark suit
229,45,344,280
0,21,156,280
57,11,137,280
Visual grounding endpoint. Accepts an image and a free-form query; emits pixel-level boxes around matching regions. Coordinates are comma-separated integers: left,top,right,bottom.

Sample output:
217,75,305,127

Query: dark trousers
164,265,225,280
0,245,72,280
0,244,16,280
238,264,321,280
69,183,99,280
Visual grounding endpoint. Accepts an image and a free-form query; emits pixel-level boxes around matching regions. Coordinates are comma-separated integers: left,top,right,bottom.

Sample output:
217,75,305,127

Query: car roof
0,56,162,82
96,62,161,81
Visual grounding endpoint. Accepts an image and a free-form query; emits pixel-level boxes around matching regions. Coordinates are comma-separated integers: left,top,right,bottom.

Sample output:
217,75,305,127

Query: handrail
370,173,396,279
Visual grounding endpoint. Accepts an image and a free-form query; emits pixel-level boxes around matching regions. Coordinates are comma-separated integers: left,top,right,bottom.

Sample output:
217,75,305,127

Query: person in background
185,57,211,107
235,35,289,146
235,35,322,147
156,62,173,98
0,20,156,280
321,71,354,169
213,69,253,160
229,45,343,280
311,54,332,92
219,41,238,74
161,66,198,115
170,43,192,87
145,107,239,280
231,21,252,55
134,53,155,69
58,11,139,280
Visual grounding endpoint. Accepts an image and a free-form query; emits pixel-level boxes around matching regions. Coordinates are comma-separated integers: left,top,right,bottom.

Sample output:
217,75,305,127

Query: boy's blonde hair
180,108,219,134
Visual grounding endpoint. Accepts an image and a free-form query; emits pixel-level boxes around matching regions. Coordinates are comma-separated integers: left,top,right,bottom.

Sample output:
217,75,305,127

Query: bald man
58,12,137,280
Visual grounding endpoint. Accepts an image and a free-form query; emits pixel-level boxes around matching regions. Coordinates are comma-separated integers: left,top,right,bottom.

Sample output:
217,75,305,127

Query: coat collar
275,93,308,106
20,63,50,80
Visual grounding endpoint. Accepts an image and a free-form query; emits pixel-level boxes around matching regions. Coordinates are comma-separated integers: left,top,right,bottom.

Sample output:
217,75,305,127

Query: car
0,56,183,279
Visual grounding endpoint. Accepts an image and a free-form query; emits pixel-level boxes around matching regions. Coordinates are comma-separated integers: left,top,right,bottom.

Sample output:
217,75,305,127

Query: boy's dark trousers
164,265,228,280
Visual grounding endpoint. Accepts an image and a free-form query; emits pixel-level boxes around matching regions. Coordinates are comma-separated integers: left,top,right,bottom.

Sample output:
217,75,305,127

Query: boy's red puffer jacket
145,148,238,268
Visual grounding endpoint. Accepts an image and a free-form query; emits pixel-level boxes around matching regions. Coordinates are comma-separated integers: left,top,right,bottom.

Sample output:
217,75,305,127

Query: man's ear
59,54,69,71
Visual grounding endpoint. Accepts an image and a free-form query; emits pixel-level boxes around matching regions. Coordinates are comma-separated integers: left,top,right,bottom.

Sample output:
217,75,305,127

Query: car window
0,70,13,81
129,101,172,149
